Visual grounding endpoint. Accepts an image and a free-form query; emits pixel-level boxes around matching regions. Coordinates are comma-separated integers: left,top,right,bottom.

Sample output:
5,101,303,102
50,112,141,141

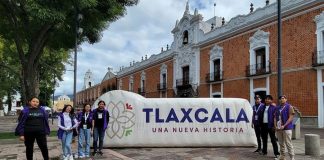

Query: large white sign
92,90,257,147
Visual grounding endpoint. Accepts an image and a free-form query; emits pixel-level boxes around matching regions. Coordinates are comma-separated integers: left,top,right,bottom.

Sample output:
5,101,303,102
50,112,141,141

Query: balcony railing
138,87,145,96
176,78,192,87
246,61,271,77
206,71,223,83
312,50,324,67
157,83,167,91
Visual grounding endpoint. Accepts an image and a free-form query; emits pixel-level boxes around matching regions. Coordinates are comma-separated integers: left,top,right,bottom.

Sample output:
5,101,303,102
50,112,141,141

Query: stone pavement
0,127,322,160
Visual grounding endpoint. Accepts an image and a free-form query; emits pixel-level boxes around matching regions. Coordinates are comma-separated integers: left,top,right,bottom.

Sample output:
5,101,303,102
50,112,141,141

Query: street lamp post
74,11,83,108
277,0,282,101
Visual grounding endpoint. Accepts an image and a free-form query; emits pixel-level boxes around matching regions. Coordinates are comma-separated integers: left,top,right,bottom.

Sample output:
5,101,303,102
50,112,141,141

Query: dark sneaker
254,149,261,153
92,151,97,156
98,151,103,156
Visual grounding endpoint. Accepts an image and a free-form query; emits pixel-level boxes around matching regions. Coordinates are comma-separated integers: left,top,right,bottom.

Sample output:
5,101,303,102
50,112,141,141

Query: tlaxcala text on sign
93,90,257,147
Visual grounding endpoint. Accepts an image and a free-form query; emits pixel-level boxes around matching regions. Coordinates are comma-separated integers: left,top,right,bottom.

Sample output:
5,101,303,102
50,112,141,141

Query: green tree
38,48,70,107
0,38,20,111
0,37,70,107
0,0,138,102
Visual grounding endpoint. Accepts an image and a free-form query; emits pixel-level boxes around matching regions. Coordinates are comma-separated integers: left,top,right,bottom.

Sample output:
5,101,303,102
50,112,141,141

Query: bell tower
84,69,94,89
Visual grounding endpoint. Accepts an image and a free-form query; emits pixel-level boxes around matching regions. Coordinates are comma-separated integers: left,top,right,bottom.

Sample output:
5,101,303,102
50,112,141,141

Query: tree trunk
0,98,3,116
7,92,12,112
0,98,3,110
22,64,40,104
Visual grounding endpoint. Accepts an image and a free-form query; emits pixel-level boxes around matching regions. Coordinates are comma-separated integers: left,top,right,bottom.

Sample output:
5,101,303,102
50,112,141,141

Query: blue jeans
78,128,91,156
61,130,73,157
93,127,105,152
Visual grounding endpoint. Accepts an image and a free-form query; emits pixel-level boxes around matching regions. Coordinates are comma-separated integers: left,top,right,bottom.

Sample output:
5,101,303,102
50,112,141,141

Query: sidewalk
0,137,126,160
0,127,322,160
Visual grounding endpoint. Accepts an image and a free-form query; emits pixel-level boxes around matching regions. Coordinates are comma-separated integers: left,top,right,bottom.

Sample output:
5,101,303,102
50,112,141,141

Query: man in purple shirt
259,95,280,158
274,95,295,160
252,95,264,153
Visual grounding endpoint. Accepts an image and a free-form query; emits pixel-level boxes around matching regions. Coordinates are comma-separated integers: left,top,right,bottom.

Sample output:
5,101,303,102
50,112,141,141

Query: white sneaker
63,155,68,160
69,155,74,160
79,155,85,158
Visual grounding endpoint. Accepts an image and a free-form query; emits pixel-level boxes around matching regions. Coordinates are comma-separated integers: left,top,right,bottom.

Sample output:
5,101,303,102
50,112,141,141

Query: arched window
183,30,189,45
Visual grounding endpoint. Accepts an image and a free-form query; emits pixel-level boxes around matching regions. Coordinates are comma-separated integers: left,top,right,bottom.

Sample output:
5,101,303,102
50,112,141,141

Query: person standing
92,100,110,156
15,97,50,160
274,95,295,160
259,95,280,157
57,105,79,160
252,95,264,153
77,103,93,158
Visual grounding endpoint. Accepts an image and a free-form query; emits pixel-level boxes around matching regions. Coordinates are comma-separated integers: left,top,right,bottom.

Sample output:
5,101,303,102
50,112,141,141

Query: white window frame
160,64,167,89
119,79,123,90
315,11,324,64
251,88,267,105
129,75,134,92
249,30,270,75
315,11,324,128
211,92,222,98
209,45,223,81
140,71,146,92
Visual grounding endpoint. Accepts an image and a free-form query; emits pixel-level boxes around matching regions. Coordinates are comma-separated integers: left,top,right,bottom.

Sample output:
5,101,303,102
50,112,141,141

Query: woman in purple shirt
15,97,50,160
57,105,79,160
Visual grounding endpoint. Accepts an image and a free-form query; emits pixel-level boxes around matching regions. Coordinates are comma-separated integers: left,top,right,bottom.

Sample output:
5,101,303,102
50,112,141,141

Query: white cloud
55,0,274,96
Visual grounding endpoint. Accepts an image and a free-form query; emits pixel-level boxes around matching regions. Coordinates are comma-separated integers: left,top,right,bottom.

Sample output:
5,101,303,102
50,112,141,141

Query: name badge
254,115,258,120
83,124,87,129
98,113,103,119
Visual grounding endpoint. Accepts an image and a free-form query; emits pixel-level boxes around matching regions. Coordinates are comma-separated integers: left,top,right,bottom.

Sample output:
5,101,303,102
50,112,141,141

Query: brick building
76,0,324,127
76,68,117,109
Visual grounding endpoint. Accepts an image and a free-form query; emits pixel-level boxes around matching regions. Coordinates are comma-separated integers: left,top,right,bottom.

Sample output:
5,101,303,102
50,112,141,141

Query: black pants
261,123,280,155
93,127,105,152
24,132,49,160
254,124,262,150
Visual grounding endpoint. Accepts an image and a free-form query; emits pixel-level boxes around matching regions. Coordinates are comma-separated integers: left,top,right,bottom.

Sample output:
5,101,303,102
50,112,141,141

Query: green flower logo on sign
107,101,135,139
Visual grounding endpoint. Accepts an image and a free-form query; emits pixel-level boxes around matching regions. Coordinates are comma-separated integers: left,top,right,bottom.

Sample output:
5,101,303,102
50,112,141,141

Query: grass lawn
0,131,57,140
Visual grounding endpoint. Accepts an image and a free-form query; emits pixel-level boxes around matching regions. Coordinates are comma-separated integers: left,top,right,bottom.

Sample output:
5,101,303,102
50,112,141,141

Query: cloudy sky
55,0,271,96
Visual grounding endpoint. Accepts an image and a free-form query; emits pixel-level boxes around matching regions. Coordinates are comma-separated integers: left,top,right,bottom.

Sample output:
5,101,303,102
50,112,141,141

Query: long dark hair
97,100,106,106
62,104,74,115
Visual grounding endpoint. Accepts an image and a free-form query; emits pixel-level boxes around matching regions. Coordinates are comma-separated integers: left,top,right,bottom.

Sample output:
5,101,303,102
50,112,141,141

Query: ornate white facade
84,69,94,89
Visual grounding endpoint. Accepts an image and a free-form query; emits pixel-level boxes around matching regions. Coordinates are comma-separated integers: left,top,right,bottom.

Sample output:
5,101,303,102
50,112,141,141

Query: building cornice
199,0,320,47
117,50,174,78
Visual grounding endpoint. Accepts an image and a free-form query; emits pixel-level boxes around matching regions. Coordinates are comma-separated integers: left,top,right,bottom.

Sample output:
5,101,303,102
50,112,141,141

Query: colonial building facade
76,0,324,127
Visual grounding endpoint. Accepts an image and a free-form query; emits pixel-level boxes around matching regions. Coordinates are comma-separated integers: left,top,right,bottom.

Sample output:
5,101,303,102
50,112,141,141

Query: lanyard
279,104,286,121
254,104,261,113
84,112,89,122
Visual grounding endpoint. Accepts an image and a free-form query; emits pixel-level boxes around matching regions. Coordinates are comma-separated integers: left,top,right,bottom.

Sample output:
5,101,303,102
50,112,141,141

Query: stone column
305,134,320,156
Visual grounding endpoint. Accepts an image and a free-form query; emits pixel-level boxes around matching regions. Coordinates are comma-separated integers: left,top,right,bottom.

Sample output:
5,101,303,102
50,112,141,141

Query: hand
19,136,25,141
280,126,285,130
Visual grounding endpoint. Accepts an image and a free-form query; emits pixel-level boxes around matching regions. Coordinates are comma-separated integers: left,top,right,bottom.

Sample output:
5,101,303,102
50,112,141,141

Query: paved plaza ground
0,116,323,160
